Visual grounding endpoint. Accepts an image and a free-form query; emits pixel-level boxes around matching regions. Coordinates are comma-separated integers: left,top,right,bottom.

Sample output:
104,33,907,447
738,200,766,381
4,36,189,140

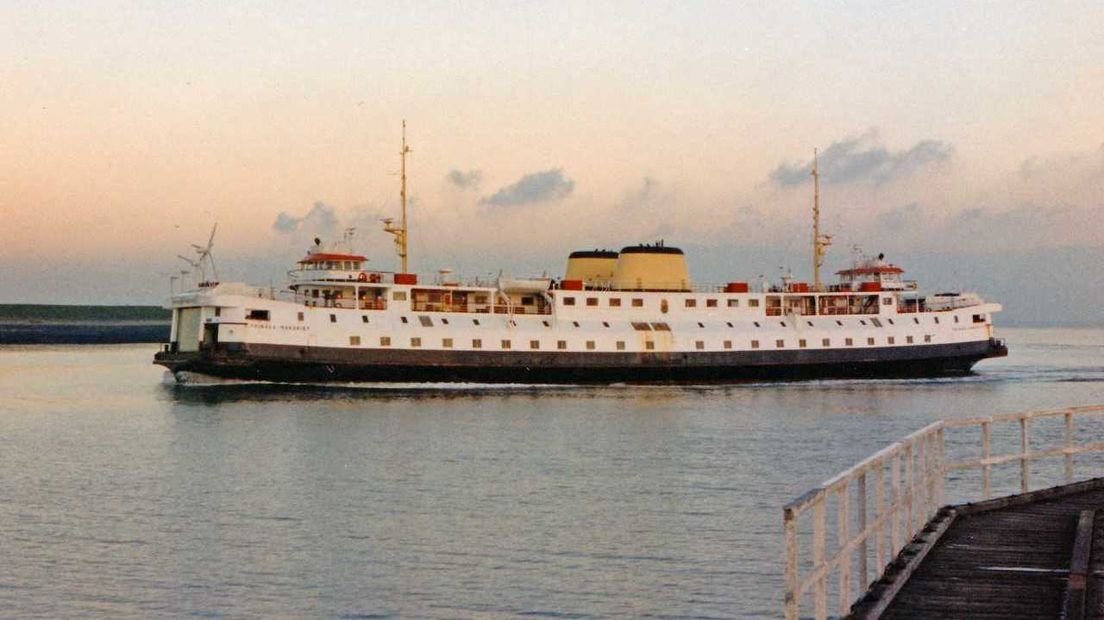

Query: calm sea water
1,327,1102,618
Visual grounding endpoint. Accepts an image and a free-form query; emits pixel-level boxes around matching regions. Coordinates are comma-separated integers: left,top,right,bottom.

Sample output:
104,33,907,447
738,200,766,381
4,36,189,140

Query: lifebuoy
357,272,368,282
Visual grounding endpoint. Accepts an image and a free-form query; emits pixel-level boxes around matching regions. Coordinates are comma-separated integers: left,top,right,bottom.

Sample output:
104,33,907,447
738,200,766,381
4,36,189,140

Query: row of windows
562,296,761,309
267,310,979,329
352,334,935,349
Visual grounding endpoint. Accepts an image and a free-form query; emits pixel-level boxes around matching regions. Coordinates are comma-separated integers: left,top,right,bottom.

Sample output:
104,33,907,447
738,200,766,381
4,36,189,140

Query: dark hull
154,338,1008,384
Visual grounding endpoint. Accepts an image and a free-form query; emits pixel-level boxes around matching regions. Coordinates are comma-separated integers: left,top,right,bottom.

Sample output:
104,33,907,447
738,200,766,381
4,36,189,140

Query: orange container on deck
724,281,749,293
394,273,418,285
561,279,584,290
789,282,810,293
859,282,882,292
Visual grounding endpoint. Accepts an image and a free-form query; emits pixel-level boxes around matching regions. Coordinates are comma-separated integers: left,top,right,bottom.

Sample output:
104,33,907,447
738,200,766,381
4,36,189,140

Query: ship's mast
811,148,832,290
382,121,412,273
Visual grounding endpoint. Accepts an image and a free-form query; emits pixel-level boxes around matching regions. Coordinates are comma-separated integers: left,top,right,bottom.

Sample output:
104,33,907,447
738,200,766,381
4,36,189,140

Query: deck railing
782,404,1104,620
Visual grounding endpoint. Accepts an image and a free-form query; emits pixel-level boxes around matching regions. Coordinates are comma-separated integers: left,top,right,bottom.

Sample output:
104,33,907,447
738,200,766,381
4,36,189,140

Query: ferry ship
154,130,1006,384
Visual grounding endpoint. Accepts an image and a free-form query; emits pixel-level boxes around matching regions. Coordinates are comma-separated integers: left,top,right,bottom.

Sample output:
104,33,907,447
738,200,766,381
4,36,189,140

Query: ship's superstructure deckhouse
154,129,1006,383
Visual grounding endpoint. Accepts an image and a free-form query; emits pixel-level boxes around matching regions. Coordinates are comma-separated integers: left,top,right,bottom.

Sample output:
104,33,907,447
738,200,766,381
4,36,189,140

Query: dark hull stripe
154,339,1008,384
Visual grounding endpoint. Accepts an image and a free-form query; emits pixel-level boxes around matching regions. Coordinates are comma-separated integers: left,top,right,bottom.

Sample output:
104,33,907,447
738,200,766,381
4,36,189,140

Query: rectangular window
650,322,671,331
645,341,655,350
442,338,453,348
867,337,875,346
799,339,807,348
392,291,407,301
441,318,449,325
530,340,540,350
609,298,621,307
246,309,270,321
632,298,644,307
724,340,732,349
822,338,830,347
586,297,599,307
563,297,576,306
954,315,960,323
472,339,482,349
870,318,882,328
776,339,785,348
311,290,319,298
845,338,853,346
934,316,940,324
748,299,760,308
472,319,480,326
973,314,986,323
887,336,895,345
411,337,422,347
728,299,739,307
419,316,433,327
914,317,920,324
400,316,409,324
695,340,705,350
685,299,697,308
616,341,626,350
380,336,391,346
329,313,337,323
214,307,222,317
751,340,760,349
883,297,893,305
907,336,914,344
557,340,567,350
586,340,596,350
501,339,511,349
632,322,651,331
298,312,304,321
924,334,933,343
361,315,369,323
349,336,361,346
706,299,718,308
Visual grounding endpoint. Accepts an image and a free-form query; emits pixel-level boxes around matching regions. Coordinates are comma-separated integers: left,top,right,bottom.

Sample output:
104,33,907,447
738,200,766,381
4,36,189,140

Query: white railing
782,404,1104,620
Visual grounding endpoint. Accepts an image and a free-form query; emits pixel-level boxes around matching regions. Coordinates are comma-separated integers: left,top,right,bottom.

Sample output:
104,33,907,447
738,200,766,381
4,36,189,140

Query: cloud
873,202,924,233
770,130,954,187
480,168,575,207
272,201,339,234
446,169,482,189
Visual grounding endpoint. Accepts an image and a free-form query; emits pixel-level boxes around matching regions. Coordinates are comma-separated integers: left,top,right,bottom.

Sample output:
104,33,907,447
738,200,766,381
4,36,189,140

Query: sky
1,1,1102,324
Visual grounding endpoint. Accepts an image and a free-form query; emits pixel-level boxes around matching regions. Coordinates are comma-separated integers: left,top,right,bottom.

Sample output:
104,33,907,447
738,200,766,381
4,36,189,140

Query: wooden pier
783,405,1104,619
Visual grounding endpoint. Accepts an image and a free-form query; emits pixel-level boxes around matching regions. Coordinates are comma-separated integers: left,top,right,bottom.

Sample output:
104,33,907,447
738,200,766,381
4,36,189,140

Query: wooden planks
848,481,1104,619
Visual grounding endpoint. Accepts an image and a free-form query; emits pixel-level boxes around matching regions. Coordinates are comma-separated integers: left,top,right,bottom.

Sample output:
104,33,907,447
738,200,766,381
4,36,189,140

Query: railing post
891,452,901,554
905,442,915,532
875,465,885,570
857,471,868,591
936,426,946,508
813,499,827,620
784,508,798,620
1020,416,1030,493
1065,411,1074,483
982,420,992,499
915,437,924,524
837,486,851,617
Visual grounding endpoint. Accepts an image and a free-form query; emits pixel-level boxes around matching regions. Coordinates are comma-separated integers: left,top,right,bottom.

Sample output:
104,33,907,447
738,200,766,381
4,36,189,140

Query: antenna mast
383,120,412,273
811,148,832,290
